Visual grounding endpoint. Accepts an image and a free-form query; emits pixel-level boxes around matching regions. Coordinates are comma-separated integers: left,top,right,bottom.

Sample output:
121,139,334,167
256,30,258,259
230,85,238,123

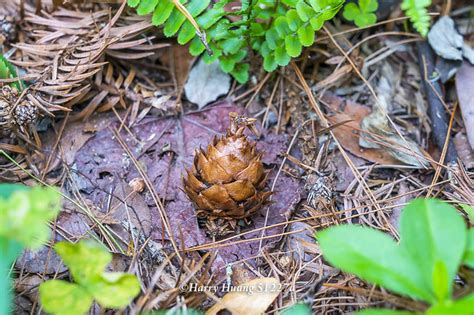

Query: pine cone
13,100,39,127
0,15,17,44
183,112,271,235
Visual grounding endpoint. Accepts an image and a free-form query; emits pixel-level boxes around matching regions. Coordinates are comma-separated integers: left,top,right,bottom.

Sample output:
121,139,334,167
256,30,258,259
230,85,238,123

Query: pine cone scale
196,152,233,183
224,180,255,202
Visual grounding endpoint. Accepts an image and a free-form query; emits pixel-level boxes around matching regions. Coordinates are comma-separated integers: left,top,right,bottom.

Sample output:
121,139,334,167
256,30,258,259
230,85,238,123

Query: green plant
39,240,141,315
0,55,23,91
0,184,61,315
317,199,474,314
281,302,312,314
401,0,431,37
127,0,344,83
342,0,378,27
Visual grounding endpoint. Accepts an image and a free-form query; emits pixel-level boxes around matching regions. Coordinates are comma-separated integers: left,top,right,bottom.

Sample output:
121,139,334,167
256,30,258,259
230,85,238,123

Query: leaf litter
71,101,302,270
3,1,474,313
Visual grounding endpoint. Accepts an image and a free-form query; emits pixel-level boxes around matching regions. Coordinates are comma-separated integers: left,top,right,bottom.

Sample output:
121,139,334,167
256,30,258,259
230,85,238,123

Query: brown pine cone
183,112,271,236
13,100,39,127
0,15,17,44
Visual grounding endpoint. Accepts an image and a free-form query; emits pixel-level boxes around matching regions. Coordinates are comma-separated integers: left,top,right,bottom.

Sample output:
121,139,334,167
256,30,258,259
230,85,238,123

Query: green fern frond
401,0,431,37
0,55,23,91
128,0,344,83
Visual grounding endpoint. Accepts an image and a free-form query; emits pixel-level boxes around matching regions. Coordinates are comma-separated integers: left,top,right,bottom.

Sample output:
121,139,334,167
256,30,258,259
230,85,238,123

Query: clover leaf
0,184,61,315
0,185,61,249
39,240,141,315
343,0,378,27
317,198,474,314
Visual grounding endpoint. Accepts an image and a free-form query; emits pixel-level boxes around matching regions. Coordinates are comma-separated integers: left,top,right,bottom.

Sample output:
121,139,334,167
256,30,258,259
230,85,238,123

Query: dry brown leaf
359,63,429,168
206,277,280,315
323,93,400,165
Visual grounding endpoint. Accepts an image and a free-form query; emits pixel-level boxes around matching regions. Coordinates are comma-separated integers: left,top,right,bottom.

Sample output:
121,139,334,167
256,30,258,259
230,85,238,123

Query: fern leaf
137,0,159,15
152,0,174,26
127,0,141,8
401,0,431,37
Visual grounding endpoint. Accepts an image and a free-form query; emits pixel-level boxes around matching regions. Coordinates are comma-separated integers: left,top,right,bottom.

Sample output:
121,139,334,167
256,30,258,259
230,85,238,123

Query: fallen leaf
206,277,280,315
454,132,474,169
71,101,302,271
428,16,464,62
358,63,428,168
323,93,400,165
456,61,474,150
159,44,194,89
427,16,474,81
184,59,231,109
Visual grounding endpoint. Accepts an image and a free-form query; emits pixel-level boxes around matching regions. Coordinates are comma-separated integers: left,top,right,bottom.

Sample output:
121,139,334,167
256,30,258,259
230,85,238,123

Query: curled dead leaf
206,277,280,315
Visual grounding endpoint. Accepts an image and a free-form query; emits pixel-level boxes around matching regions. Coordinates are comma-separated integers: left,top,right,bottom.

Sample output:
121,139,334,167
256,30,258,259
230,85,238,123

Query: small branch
416,41,457,164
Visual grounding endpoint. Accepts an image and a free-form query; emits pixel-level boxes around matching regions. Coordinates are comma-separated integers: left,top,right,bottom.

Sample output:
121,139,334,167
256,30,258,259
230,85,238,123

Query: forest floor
1,0,473,314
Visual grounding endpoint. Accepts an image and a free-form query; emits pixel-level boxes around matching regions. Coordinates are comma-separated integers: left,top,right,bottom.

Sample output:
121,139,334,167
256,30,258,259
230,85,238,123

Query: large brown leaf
72,101,302,268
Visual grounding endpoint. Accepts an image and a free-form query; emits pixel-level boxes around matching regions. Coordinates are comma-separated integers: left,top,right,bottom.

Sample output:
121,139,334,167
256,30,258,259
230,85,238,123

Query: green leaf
427,293,474,315
220,57,237,73
297,24,314,46
317,225,434,302
309,16,324,30
230,63,250,84
286,10,301,32
464,229,474,268
196,4,226,29
460,204,474,224
354,13,377,27
137,0,159,15
285,35,302,57
357,310,416,315
260,41,272,57
399,199,467,300
54,241,111,285
263,55,278,72
221,37,243,55
127,0,140,8
250,22,266,36
401,0,431,37
265,28,280,50
0,183,29,198
343,3,361,21
0,186,61,249
177,21,196,44
152,0,174,26
163,0,208,37
296,1,313,22
319,0,344,20
41,240,141,312
0,238,23,265
282,0,299,6
274,16,290,37
189,36,206,56
88,273,141,308
274,45,291,66
39,280,94,315
432,261,449,302
282,302,312,315
360,0,378,12
0,55,24,91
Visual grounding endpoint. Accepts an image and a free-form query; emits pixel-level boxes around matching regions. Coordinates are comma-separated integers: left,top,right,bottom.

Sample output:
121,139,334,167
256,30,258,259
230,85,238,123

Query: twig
416,42,457,164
